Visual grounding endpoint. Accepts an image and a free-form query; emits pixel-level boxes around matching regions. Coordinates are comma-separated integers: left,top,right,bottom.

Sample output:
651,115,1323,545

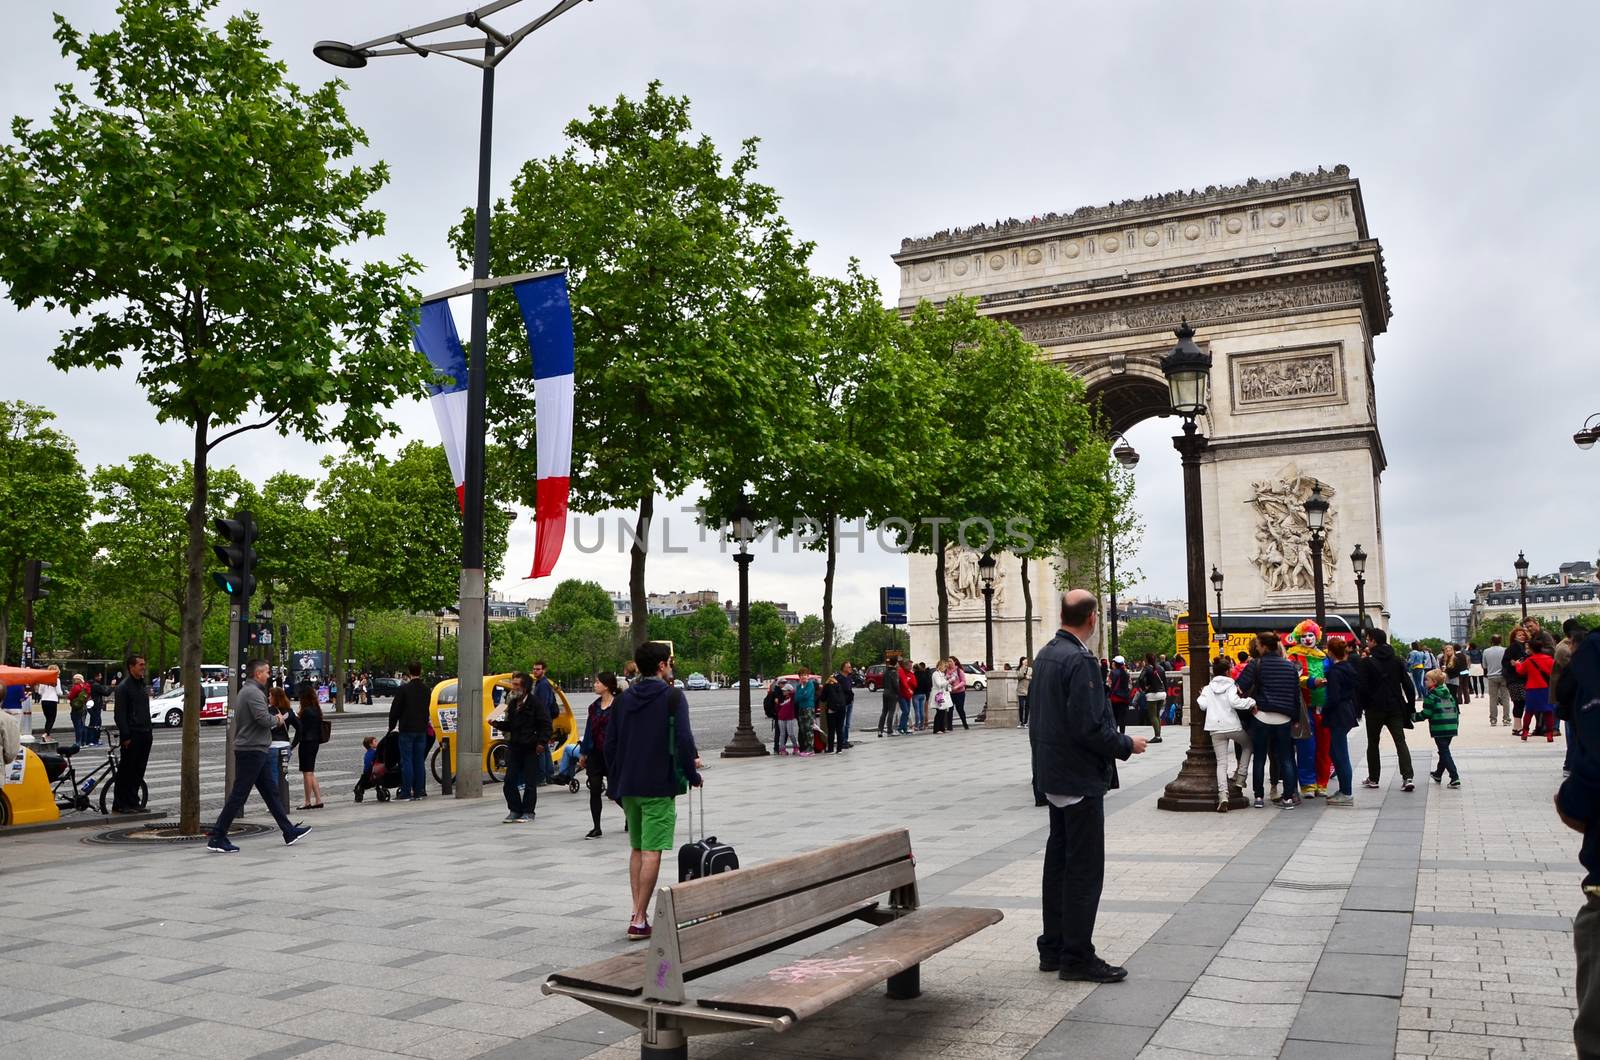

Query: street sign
879,585,907,625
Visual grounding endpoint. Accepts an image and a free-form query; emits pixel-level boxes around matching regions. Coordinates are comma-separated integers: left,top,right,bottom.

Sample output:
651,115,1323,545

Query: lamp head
1159,319,1211,417
1514,550,1530,580
1577,428,1598,450
730,491,757,546
1210,565,1224,591
1303,482,1330,533
1350,543,1367,576
313,40,369,68
978,552,997,586
1112,443,1140,468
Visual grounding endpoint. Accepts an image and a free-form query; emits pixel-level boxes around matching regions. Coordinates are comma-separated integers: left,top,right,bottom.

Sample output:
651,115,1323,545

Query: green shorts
621,795,677,851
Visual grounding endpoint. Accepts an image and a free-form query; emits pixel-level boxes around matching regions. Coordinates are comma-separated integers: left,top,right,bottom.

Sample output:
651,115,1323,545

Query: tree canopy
0,402,90,660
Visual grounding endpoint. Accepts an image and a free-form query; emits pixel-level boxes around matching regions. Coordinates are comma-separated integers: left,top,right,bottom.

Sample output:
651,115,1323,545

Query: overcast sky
5,1,1597,639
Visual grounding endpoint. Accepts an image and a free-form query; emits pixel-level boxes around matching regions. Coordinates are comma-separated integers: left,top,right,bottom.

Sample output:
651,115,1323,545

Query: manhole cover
83,821,276,845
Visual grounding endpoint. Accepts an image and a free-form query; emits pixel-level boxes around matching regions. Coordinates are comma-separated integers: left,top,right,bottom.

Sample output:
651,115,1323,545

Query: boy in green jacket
1417,668,1461,788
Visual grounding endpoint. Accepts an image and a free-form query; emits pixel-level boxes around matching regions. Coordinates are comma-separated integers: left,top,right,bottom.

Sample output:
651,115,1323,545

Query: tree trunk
333,603,347,715
629,494,653,649
1021,555,1034,660
0,556,16,664
934,545,950,660
178,419,209,835
820,515,837,676
322,612,332,678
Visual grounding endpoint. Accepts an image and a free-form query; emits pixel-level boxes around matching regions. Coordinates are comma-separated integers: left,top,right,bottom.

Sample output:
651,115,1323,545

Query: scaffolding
1448,595,1473,644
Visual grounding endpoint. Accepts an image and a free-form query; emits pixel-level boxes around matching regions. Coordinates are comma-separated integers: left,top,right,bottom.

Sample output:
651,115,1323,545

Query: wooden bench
543,828,1002,1059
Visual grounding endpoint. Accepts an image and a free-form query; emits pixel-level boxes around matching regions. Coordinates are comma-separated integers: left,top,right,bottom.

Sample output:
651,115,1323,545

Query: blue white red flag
513,274,575,579
412,300,470,512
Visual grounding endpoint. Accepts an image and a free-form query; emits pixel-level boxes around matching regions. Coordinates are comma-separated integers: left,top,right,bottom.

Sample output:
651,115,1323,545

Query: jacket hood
624,676,673,713
1207,676,1236,692
1369,642,1397,663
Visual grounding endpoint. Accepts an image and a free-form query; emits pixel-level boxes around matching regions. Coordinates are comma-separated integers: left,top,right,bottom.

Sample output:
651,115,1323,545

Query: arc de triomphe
893,165,1393,666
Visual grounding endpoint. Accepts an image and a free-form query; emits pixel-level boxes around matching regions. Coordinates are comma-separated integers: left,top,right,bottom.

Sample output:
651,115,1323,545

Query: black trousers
211,748,295,838
825,710,845,752
877,699,896,734
1575,894,1600,1060
115,730,152,810
1039,796,1106,969
1018,694,1029,726
502,743,543,815
1365,714,1414,782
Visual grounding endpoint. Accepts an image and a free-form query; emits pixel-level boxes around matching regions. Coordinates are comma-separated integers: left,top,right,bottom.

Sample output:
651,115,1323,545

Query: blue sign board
879,585,907,625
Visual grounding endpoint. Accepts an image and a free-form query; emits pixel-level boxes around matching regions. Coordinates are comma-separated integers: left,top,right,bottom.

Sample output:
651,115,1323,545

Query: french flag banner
412,300,470,512
512,273,574,580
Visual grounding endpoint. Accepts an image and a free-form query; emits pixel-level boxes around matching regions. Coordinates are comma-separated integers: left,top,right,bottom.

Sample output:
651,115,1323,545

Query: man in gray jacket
208,659,311,853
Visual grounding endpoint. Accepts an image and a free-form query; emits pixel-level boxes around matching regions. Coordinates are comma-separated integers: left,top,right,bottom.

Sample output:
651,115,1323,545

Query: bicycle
47,729,147,815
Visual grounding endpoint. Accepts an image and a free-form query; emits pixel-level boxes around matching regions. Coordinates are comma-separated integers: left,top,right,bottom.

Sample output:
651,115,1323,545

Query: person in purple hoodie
605,641,703,941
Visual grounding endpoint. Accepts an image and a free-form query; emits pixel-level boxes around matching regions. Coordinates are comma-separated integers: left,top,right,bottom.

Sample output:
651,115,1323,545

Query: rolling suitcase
677,787,739,882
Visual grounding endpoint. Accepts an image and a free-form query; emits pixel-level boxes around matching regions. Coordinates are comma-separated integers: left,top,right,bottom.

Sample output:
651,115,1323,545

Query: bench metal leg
886,962,921,1000
641,1023,687,1060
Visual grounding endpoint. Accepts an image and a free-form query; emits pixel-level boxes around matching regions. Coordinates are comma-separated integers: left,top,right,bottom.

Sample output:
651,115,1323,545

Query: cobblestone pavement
0,702,1581,1059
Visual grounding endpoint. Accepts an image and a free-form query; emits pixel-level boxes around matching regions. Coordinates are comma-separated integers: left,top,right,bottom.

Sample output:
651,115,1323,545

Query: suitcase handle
686,784,704,842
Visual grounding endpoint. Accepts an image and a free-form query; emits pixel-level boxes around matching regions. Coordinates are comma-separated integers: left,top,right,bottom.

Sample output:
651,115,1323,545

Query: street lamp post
1515,551,1530,621
1210,566,1224,620
1351,544,1368,632
434,610,446,683
1303,483,1330,630
1106,437,1140,661
978,553,997,669
1155,321,1239,812
723,492,766,758
315,0,589,800
1574,413,1599,450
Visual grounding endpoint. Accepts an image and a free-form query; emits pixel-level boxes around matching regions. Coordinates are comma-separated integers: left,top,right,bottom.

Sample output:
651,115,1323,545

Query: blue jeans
1327,726,1353,796
841,703,852,745
1433,736,1459,782
503,743,543,814
912,693,927,728
1294,731,1318,790
211,748,296,839
71,712,88,747
897,697,911,733
397,732,427,798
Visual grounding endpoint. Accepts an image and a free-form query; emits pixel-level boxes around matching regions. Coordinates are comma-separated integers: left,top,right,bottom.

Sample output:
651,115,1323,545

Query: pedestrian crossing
136,759,358,809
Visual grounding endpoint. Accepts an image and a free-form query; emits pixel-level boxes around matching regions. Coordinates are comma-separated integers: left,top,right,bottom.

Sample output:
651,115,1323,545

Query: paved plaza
0,707,1583,1060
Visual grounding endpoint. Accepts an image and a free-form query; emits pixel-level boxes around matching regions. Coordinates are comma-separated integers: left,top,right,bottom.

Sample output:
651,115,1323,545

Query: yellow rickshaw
427,673,577,786
1,665,64,827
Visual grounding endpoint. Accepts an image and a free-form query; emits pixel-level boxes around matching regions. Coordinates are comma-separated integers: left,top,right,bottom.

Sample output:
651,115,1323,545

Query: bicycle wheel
486,743,506,783
98,777,148,815
429,745,444,784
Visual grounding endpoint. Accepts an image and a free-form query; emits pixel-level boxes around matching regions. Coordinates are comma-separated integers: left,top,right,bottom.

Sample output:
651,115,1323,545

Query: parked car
863,663,888,691
684,672,712,691
151,683,228,727
961,664,988,690
370,676,404,698
745,677,766,688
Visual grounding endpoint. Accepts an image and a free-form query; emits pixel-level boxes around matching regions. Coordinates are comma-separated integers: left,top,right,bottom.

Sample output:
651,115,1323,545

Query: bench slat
670,829,912,923
677,862,913,965
546,952,644,997
695,905,1003,1022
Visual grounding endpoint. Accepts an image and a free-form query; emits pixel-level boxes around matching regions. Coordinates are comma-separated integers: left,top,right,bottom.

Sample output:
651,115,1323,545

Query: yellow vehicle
1,665,65,827
427,673,577,786
1174,612,1364,667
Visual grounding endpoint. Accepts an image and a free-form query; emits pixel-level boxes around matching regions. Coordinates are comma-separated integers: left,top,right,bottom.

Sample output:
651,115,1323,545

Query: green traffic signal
212,510,258,599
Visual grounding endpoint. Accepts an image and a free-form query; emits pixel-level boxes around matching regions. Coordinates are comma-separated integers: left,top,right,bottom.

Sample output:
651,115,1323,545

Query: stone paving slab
1,702,1586,1059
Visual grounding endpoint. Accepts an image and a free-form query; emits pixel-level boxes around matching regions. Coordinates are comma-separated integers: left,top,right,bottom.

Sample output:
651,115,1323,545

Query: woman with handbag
930,659,954,733
578,672,618,838
288,681,325,809
1139,654,1166,743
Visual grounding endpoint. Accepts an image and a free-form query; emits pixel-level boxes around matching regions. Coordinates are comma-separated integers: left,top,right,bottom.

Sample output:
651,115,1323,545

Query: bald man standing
1030,589,1147,983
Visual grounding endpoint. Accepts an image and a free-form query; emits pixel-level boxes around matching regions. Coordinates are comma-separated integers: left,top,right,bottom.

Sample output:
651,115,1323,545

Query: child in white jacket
1200,656,1255,812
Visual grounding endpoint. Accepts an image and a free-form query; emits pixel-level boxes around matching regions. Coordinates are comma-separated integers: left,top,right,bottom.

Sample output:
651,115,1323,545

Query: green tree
0,402,90,661
788,614,824,670
844,621,909,668
0,0,425,833
1118,617,1174,666
458,81,813,647
263,444,504,713
530,579,620,676
748,602,789,678
677,604,734,678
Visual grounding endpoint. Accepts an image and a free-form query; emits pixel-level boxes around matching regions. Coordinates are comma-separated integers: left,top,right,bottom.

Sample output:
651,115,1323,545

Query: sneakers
1253,797,1265,809
1326,793,1355,807
1038,956,1060,973
1276,797,1298,809
284,825,312,846
1362,778,1380,789
1149,736,1163,743
585,827,602,839
1058,958,1129,984
1269,783,1280,801
1402,780,1415,793
1448,779,1461,789
206,837,240,854
1216,799,1230,813
503,812,521,823
518,814,535,823
1430,771,1442,784
626,920,652,940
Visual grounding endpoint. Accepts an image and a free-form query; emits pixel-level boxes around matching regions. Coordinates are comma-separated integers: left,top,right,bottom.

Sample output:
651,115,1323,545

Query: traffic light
212,510,258,599
23,559,53,603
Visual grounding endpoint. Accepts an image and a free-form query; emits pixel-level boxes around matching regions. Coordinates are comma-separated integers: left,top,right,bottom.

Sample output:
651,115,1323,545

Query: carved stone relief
1015,279,1362,345
944,544,1006,611
1238,352,1337,404
1248,465,1337,594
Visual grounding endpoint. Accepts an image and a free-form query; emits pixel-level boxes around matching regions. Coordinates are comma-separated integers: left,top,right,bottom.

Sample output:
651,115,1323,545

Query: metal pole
1107,521,1119,661
722,549,765,757
982,584,994,670
1158,421,1236,811
1310,530,1327,630
1355,575,1367,632
454,38,496,800
225,602,241,795
1519,579,1528,621
19,590,35,741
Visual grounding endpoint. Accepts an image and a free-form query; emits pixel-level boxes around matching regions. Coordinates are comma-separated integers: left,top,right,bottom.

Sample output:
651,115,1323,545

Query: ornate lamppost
257,596,275,683
434,609,447,683
1106,436,1140,661
1303,483,1330,630
1155,321,1239,811
978,552,997,669
1210,566,1224,619
1351,544,1368,632
722,492,766,758
1515,551,1530,621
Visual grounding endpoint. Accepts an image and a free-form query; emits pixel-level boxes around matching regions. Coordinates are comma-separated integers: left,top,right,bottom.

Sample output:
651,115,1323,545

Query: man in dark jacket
1030,590,1146,983
111,654,153,813
387,662,431,800
1358,628,1416,791
531,661,558,786
494,671,551,823
605,641,702,940
1555,627,1600,1057
825,662,854,754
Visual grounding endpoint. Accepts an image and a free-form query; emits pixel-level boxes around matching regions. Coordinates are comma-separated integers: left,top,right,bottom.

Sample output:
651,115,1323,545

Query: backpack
762,686,778,719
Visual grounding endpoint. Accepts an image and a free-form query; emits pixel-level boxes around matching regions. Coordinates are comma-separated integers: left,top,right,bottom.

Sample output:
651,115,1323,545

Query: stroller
357,728,436,802
549,739,583,793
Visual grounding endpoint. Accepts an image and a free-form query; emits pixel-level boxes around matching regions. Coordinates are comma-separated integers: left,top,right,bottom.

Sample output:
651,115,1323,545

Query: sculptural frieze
944,544,1005,610
1248,466,1337,594
1015,280,1361,345
1238,352,1338,404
